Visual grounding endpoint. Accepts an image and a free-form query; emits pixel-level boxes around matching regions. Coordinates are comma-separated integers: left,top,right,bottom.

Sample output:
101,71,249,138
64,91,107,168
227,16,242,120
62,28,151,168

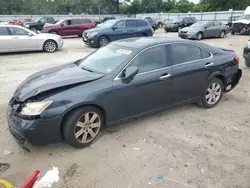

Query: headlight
245,41,250,48
20,100,53,116
88,32,98,37
188,30,196,34
24,25,29,28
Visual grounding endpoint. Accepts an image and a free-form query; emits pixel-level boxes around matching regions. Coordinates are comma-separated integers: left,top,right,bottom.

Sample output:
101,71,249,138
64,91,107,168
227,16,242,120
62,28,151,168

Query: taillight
234,56,240,63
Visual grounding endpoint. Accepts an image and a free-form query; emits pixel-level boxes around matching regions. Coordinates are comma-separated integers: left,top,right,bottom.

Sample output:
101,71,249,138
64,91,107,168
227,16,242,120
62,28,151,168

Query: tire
199,78,224,108
245,60,250,67
49,30,58,35
139,33,147,37
196,32,203,40
79,30,85,37
98,36,109,47
231,31,235,35
43,40,57,53
63,106,104,148
219,30,225,38
30,27,37,33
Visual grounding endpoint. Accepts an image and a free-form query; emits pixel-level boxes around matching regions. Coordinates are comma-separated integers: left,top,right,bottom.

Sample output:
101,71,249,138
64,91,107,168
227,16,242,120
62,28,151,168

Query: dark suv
164,17,197,32
83,18,154,47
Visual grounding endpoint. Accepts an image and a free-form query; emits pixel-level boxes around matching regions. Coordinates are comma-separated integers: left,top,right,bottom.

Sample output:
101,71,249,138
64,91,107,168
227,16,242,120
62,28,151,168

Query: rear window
0,27,9,35
137,20,148,27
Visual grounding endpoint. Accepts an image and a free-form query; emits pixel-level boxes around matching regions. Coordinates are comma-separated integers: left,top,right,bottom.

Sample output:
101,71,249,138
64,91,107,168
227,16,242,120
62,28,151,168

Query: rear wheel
139,33,147,37
196,32,203,40
245,60,250,67
43,40,57,53
199,78,224,108
63,107,104,148
99,36,109,47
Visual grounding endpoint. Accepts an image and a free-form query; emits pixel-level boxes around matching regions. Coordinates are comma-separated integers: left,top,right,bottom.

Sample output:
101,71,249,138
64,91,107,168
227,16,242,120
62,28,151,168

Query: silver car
0,25,64,53
179,21,230,40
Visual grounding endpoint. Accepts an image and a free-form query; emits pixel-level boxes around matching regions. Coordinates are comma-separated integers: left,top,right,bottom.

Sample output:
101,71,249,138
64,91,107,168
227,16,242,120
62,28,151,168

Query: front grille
181,31,188,34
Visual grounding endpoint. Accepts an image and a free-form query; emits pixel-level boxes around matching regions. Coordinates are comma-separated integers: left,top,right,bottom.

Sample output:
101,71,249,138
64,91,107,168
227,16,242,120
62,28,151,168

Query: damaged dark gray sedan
7,37,242,149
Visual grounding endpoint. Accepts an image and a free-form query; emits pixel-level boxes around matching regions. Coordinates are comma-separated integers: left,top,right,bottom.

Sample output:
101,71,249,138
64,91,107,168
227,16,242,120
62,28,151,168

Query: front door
110,45,174,122
203,22,216,38
111,20,128,41
8,27,38,51
168,43,213,103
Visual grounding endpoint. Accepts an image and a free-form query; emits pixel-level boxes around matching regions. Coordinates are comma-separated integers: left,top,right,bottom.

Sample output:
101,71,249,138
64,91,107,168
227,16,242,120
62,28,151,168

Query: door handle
159,74,171,80
12,37,19,39
205,62,214,67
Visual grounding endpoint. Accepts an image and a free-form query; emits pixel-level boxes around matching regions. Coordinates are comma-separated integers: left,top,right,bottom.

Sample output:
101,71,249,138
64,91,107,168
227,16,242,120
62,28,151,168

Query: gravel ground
0,30,250,188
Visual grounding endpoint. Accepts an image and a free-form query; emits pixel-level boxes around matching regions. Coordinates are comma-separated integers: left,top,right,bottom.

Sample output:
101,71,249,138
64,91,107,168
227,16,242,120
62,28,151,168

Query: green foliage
0,0,250,15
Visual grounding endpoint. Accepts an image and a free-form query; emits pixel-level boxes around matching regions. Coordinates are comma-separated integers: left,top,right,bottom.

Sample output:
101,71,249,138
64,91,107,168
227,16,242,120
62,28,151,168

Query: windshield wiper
81,66,93,72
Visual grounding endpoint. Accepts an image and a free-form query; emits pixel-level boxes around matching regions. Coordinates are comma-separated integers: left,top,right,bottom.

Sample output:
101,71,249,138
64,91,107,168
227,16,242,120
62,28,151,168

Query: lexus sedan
0,25,63,53
179,21,230,40
7,37,242,149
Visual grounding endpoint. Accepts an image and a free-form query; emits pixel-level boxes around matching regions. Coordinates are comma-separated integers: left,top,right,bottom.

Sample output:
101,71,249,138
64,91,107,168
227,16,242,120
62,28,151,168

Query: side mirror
204,26,208,29
122,67,139,81
113,26,118,30
28,32,33,37
61,23,65,27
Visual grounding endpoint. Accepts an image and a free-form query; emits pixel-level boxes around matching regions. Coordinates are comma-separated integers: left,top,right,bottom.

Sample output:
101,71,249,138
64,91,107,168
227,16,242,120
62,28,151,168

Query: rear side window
128,46,167,73
83,19,92,23
126,20,137,28
137,20,148,26
9,27,28,35
170,43,210,65
72,19,83,25
0,27,9,35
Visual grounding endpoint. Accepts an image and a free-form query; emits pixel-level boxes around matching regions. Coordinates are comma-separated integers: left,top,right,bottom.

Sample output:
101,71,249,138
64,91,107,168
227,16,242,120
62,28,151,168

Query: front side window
77,44,133,74
9,27,28,35
128,46,167,74
0,27,9,35
63,20,71,25
206,22,214,28
170,43,207,65
114,21,126,29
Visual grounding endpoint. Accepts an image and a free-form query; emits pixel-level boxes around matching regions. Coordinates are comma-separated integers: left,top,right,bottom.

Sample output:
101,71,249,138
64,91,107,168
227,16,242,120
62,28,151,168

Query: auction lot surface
1,30,250,188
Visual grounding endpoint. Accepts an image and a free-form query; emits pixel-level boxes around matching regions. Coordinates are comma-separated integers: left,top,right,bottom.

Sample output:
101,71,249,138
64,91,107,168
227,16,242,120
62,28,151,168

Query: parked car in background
96,17,116,28
243,39,250,67
24,16,56,33
230,15,250,35
179,21,230,40
164,17,197,32
145,17,158,30
0,25,63,53
226,16,240,27
42,18,95,37
9,19,25,27
7,37,242,149
83,18,154,47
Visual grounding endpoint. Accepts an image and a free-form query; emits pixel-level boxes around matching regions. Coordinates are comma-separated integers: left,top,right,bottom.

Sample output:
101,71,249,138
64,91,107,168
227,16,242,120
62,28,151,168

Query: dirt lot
0,30,250,188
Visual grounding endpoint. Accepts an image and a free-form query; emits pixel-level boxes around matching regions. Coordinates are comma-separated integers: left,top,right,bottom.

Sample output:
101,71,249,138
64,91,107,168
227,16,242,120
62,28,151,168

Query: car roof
112,37,221,53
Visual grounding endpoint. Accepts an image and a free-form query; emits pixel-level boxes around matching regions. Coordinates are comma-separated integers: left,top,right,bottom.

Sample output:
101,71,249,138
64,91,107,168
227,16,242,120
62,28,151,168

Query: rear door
213,22,223,37
169,43,213,103
71,19,84,35
8,26,38,51
0,27,13,52
125,20,138,38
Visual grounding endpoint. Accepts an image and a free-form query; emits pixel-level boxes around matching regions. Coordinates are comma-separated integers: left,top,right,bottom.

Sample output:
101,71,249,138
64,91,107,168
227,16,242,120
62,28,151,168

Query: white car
0,25,64,53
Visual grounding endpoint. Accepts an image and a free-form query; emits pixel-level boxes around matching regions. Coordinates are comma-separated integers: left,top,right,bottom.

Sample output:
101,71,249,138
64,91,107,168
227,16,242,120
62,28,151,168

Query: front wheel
43,40,57,53
99,36,109,47
199,78,224,108
63,107,104,148
219,31,225,38
245,60,250,67
196,32,203,40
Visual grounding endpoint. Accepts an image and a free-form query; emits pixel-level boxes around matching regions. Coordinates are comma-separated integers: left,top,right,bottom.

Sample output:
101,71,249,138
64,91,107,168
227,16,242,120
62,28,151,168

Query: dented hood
14,63,104,101
233,19,250,24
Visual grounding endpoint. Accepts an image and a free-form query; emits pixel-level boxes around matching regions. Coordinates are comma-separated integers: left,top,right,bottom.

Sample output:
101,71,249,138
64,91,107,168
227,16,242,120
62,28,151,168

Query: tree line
0,0,250,15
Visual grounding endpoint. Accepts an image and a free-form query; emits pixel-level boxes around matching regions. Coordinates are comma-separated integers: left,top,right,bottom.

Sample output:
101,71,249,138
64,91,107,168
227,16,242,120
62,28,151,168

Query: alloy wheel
45,41,56,52
220,31,225,38
197,33,202,40
100,37,109,46
205,83,222,105
74,112,101,143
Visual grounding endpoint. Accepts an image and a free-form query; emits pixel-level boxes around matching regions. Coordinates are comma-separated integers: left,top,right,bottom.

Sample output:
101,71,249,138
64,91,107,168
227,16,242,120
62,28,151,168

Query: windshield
237,15,250,20
100,20,117,28
171,18,182,23
77,44,133,74
35,18,41,22
190,22,205,28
